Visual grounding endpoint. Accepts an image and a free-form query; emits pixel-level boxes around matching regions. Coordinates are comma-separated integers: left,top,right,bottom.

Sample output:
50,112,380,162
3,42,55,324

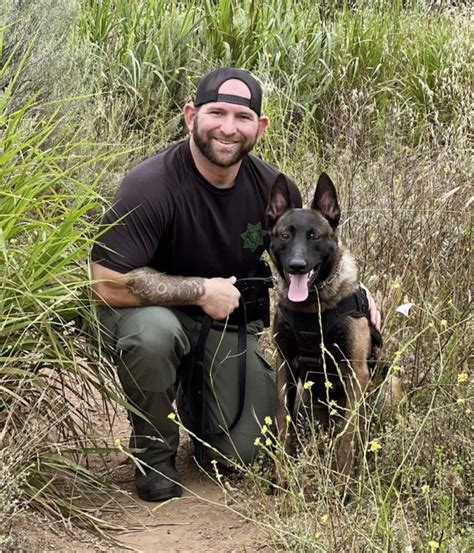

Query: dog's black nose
288,258,307,272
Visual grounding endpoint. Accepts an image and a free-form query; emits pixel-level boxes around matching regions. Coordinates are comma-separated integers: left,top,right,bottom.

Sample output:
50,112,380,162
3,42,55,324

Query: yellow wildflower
113,438,121,448
210,459,217,465
167,412,176,420
324,380,333,389
421,484,430,495
265,438,272,447
368,439,382,453
261,424,268,435
456,398,465,405
320,513,329,523
428,541,439,550
391,282,401,289
254,437,261,446
264,416,273,426
286,415,291,423
304,380,314,390
457,373,468,384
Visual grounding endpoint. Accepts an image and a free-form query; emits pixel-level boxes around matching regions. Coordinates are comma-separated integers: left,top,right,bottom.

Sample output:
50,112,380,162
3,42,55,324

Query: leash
186,274,274,446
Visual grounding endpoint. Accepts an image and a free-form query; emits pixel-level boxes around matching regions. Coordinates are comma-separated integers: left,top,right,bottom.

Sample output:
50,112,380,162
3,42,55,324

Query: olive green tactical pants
99,305,275,466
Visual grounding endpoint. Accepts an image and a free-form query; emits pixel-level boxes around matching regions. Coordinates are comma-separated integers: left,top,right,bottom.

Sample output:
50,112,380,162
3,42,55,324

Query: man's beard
192,117,258,168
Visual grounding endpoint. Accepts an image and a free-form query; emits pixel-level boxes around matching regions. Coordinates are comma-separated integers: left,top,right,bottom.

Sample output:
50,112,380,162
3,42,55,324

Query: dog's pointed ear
266,174,293,227
311,172,341,229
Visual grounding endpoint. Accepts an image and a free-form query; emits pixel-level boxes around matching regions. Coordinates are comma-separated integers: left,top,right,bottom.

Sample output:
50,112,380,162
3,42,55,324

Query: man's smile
213,137,241,146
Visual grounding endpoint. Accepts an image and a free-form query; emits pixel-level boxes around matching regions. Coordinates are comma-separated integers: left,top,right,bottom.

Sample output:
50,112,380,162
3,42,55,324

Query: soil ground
8,411,271,553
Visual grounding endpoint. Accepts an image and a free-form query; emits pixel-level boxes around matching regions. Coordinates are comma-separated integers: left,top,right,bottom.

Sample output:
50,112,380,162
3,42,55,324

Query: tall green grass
76,0,472,149
0,34,128,543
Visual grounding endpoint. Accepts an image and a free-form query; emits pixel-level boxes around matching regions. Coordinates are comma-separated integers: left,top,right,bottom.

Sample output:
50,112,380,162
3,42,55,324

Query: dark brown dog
266,172,375,478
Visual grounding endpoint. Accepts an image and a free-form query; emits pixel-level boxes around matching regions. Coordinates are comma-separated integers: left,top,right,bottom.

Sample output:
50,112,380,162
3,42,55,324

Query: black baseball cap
194,67,263,116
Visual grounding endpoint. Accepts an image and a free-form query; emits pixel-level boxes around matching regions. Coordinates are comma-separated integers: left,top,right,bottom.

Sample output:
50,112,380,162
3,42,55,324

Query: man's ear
266,174,293,227
183,103,197,132
311,172,341,230
257,115,269,138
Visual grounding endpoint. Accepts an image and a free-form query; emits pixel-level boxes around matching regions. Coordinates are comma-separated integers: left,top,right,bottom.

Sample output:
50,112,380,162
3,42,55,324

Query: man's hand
360,283,381,332
199,276,241,320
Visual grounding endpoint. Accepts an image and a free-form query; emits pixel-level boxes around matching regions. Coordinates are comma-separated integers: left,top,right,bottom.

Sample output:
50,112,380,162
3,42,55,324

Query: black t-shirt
91,139,301,280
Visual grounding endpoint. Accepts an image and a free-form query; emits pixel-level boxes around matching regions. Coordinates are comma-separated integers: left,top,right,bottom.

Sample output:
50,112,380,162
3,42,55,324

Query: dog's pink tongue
288,273,310,302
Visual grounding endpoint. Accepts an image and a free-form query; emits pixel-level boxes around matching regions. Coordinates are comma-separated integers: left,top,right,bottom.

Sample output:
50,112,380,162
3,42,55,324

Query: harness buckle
298,355,323,369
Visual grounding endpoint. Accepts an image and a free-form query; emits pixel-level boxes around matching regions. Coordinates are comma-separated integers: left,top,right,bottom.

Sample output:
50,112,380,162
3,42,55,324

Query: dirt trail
112,439,266,552
12,410,269,552
104,403,269,552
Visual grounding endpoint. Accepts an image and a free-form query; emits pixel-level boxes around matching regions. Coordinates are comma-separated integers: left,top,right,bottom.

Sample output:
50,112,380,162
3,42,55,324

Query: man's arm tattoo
125,267,205,306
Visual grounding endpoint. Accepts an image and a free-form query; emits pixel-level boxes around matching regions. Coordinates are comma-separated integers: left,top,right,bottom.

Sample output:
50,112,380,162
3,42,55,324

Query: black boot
135,457,182,502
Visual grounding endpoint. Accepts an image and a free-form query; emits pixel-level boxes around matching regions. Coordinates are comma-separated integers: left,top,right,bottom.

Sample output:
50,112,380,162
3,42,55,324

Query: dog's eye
309,231,321,240
280,232,291,241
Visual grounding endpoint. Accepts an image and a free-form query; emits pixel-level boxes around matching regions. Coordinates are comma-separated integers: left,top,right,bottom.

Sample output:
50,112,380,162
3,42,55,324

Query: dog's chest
276,309,328,363
275,306,350,393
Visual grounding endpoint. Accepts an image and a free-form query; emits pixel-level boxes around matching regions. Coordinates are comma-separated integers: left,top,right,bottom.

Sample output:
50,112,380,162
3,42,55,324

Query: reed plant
75,0,472,150
0,32,129,545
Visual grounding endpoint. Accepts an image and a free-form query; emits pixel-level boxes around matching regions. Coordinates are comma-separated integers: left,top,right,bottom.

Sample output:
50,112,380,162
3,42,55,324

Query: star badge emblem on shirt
240,222,267,253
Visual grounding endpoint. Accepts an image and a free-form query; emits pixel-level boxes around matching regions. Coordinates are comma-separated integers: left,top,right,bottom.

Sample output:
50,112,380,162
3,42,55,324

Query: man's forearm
125,267,205,307
92,263,239,318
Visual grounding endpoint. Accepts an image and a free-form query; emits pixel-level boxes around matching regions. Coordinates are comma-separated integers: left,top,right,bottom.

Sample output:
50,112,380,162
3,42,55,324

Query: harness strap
280,285,381,370
322,286,369,337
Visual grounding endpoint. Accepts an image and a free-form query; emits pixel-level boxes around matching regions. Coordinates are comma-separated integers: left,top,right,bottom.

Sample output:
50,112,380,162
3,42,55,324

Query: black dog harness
279,286,382,373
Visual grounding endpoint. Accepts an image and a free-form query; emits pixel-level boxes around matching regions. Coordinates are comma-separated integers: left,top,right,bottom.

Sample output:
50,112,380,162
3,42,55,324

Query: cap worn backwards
194,67,263,116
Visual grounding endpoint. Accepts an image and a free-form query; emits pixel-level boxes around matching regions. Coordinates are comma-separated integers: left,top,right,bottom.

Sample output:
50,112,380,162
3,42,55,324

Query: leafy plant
0,37,128,541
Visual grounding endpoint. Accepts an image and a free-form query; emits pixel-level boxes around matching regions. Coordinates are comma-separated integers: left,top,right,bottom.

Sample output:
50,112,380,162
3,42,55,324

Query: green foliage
73,0,472,149
77,0,202,140
1,1,92,116
0,31,127,539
